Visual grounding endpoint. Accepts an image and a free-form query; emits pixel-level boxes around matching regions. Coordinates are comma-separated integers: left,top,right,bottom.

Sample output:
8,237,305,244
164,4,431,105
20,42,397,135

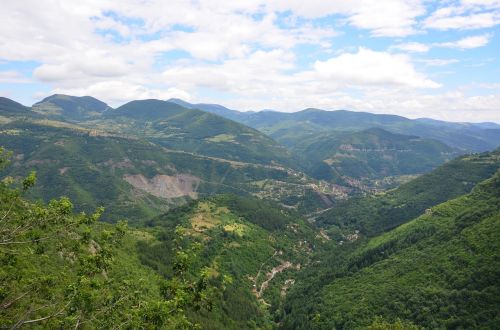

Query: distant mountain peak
107,99,194,120
36,94,109,107
32,94,112,121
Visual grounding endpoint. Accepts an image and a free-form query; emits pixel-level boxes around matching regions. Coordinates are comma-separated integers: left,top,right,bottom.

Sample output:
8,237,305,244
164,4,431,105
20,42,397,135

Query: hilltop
33,94,112,121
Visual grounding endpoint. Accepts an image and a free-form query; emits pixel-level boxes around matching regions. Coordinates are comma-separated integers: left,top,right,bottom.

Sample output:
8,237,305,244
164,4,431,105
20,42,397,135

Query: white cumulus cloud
313,48,440,88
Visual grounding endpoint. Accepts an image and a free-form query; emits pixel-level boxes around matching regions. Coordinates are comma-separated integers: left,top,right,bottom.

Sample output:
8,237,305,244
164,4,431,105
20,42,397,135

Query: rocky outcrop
123,174,200,199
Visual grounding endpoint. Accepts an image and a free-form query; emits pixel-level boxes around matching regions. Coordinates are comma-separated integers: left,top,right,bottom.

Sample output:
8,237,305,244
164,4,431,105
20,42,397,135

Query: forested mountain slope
139,195,322,328
0,118,341,221
21,95,497,189
100,99,293,166
282,170,500,329
33,94,112,121
29,96,294,167
169,99,500,153
0,148,239,329
316,148,500,236
293,127,457,182
0,97,40,119
241,109,500,152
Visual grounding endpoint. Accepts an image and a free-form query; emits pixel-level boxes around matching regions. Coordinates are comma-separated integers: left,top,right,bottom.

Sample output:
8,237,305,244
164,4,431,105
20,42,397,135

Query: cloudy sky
1,0,499,122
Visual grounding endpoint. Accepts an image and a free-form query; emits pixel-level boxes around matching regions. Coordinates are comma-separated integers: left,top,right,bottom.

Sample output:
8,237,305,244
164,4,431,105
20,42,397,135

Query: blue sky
0,0,499,122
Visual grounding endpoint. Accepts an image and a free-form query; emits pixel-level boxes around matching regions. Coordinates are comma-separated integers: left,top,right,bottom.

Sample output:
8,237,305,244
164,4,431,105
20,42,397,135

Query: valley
0,95,499,329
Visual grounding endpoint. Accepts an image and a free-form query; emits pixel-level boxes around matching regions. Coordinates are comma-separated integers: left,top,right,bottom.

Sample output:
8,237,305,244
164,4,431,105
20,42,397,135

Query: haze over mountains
1,93,499,329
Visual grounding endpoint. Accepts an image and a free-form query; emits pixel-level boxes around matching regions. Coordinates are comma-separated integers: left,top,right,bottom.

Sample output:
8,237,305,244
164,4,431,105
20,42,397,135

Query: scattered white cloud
162,49,297,96
345,0,426,37
425,1,500,30
159,47,440,115
269,0,426,37
426,12,499,30
436,34,492,49
418,58,460,66
461,0,500,6
0,71,32,84
392,34,491,56
476,82,500,89
94,16,131,38
34,56,130,83
392,42,430,53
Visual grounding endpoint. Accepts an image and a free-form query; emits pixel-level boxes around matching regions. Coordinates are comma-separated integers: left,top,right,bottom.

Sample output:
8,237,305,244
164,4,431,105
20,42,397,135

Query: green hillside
0,151,236,329
20,96,294,168
140,194,322,329
32,94,112,121
0,153,323,329
316,149,500,236
119,99,468,183
254,109,500,152
293,127,458,182
0,119,337,221
95,99,294,166
282,170,500,329
105,99,187,120
243,109,410,138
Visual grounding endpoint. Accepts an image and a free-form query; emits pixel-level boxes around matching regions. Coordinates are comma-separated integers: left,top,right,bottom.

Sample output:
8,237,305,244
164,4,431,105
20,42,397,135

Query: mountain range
2,94,500,217
169,98,500,152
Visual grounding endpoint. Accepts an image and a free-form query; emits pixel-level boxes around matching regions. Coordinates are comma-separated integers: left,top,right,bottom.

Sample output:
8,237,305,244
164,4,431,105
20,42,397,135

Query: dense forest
282,171,500,329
